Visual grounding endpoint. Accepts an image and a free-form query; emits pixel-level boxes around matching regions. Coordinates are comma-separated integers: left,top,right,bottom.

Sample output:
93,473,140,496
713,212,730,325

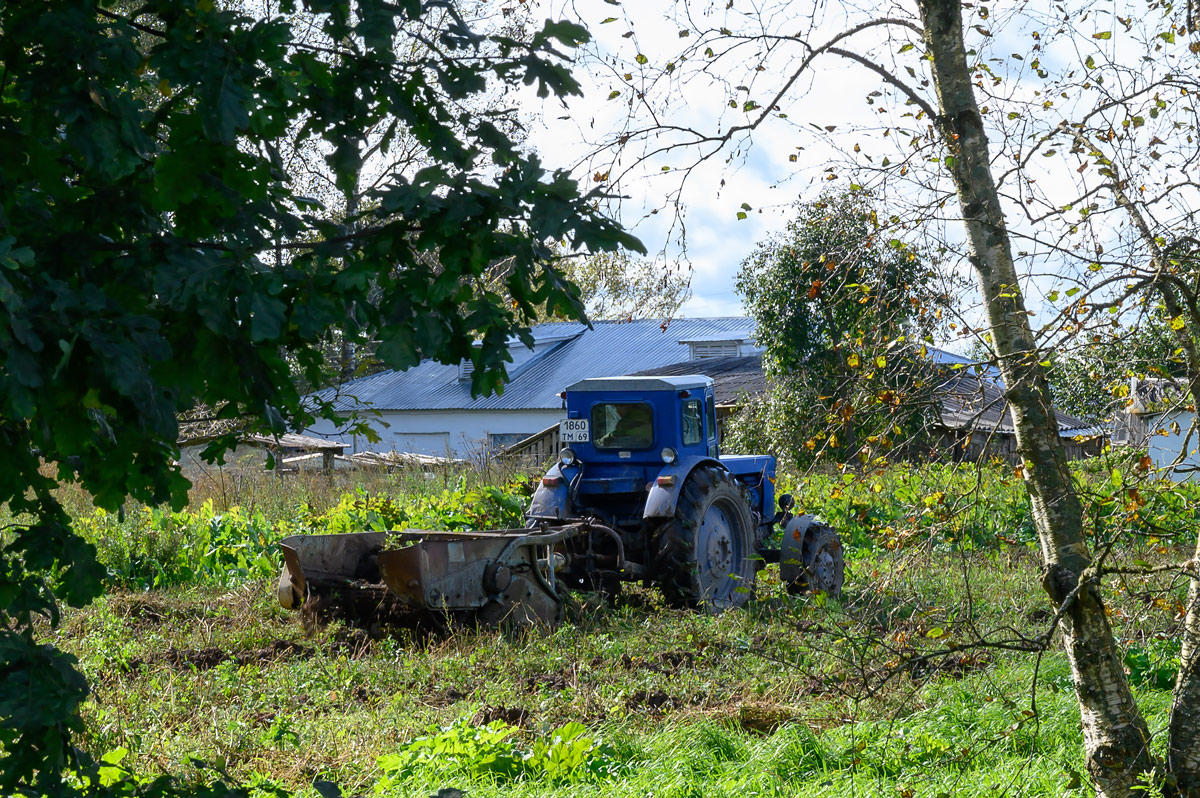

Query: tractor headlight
558,448,577,466
661,447,678,464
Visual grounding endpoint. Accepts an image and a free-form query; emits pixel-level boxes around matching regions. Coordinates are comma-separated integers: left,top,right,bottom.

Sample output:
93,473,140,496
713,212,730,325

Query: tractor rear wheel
655,467,757,612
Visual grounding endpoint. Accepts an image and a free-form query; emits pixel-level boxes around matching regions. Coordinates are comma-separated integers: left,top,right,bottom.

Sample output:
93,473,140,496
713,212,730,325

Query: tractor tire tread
654,467,755,609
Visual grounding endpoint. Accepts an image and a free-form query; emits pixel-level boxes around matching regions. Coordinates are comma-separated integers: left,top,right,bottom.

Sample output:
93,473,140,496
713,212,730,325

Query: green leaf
635,53,648,65
1092,31,1112,39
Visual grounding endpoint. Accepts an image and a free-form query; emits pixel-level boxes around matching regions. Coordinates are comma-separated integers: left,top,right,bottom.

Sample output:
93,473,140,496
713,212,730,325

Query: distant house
305,318,761,458
1116,377,1200,480
507,350,1102,466
936,372,1105,463
643,353,1105,463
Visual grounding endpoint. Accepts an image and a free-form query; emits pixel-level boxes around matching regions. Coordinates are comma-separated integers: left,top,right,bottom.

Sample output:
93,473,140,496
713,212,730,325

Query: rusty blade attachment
278,525,587,626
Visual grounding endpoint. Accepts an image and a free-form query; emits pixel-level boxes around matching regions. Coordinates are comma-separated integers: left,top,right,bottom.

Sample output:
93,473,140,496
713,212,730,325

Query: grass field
36,460,1195,796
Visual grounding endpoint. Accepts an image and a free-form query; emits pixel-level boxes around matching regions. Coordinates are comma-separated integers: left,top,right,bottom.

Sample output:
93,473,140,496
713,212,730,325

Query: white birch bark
916,2,1155,794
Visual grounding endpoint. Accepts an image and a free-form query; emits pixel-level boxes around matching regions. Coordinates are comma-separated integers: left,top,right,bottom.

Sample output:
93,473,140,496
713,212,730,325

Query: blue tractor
527,375,844,611
276,374,844,624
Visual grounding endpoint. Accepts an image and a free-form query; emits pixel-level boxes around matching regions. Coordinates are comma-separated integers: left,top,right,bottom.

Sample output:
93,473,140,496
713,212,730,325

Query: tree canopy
0,0,637,791
729,191,950,468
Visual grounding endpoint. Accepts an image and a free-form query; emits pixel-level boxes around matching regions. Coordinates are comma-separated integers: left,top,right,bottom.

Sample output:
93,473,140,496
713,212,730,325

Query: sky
519,0,881,317
512,0,1200,351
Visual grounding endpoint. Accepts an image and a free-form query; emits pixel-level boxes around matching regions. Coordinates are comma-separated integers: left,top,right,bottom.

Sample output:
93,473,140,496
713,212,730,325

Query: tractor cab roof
565,375,713,393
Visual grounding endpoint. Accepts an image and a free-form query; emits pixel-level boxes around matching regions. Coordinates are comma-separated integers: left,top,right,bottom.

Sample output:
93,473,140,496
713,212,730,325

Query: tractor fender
527,462,571,521
643,456,728,519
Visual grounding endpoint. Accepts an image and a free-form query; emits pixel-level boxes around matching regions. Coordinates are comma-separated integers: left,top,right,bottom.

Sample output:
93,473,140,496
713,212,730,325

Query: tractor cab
559,375,720,465
530,375,773,540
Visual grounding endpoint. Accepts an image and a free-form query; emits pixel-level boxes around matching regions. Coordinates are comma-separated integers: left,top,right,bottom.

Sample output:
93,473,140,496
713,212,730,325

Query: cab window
682,399,703,446
592,402,654,449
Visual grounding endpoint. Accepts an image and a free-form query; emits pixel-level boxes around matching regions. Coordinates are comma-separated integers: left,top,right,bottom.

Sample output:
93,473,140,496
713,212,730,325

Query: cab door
706,389,719,457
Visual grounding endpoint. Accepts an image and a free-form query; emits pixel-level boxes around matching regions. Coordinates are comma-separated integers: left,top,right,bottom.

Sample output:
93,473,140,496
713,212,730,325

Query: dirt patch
526,671,570,691
625,689,675,711
124,640,311,671
472,705,529,727
610,650,697,674
328,627,374,658
112,595,212,629
908,651,992,681
657,650,696,670
1026,608,1052,624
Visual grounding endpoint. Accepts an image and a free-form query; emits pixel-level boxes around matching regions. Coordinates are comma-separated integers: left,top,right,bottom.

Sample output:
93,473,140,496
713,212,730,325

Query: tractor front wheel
655,468,757,612
780,516,845,598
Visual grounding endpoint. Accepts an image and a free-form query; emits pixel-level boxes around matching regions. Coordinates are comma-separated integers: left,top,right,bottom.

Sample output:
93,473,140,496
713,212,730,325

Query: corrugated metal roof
939,372,1098,437
315,317,757,412
634,354,766,405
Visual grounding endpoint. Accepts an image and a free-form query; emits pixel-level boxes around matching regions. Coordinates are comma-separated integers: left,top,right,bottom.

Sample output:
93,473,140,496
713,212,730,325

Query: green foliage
786,459,1200,553
789,463,1036,550
1045,315,1184,422
375,719,622,787
74,479,533,590
308,479,532,534
0,0,636,789
731,190,952,469
548,249,692,321
78,502,283,590
1124,639,1180,690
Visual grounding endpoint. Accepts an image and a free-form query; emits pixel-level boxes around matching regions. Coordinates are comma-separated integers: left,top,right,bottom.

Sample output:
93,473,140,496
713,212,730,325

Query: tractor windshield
591,402,654,449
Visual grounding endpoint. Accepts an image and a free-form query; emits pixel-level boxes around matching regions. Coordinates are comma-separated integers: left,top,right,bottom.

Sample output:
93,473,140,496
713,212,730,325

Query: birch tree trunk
915,1,1155,794
1163,315,1200,796
1107,177,1200,796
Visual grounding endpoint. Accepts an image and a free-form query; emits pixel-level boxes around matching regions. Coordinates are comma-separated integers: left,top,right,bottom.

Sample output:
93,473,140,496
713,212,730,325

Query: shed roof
939,372,1104,438
633,354,766,405
314,317,757,413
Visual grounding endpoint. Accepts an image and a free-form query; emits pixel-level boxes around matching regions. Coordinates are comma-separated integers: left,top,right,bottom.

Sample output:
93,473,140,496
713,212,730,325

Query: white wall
305,408,564,458
1145,410,1200,481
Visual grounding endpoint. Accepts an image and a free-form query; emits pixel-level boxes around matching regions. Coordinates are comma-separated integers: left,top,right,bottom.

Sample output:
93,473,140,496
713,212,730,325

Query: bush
74,477,534,589
374,719,623,788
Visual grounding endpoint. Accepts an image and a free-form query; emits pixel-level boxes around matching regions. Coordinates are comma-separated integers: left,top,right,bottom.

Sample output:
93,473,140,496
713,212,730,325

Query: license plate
559,418,589,442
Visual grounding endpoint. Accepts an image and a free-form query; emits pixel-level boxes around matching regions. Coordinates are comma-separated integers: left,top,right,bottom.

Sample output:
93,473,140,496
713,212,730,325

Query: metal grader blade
278,525,582,627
